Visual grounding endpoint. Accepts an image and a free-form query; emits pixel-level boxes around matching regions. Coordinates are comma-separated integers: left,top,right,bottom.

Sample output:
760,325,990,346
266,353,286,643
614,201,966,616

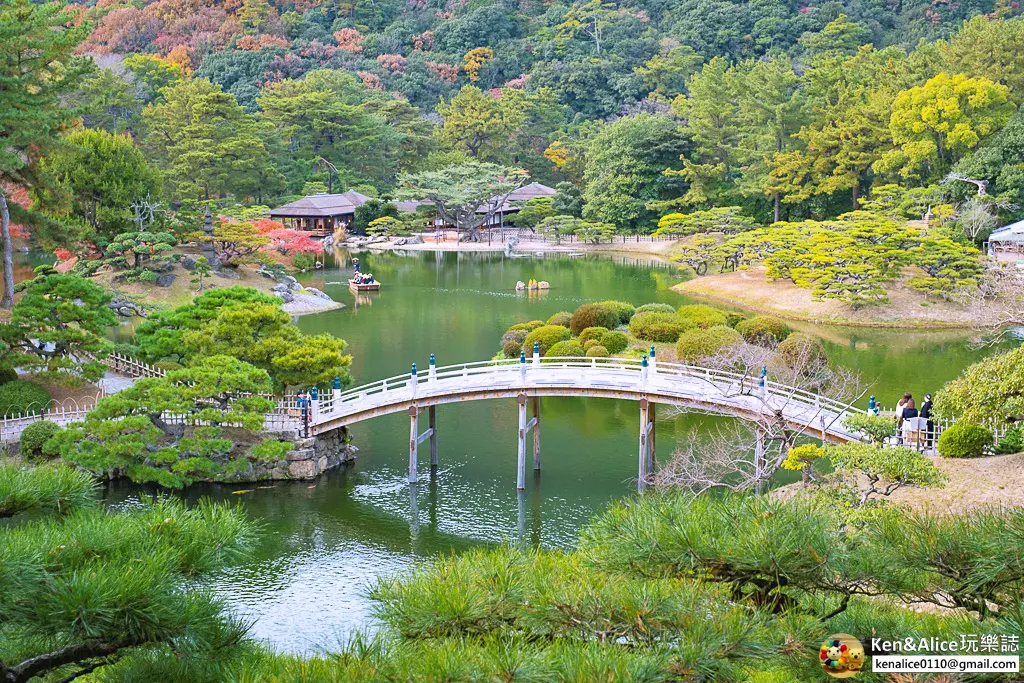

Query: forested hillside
13,0,1024,239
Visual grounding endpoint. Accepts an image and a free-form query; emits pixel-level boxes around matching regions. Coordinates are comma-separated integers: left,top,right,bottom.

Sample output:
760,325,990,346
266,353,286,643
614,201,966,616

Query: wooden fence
102,351,168,379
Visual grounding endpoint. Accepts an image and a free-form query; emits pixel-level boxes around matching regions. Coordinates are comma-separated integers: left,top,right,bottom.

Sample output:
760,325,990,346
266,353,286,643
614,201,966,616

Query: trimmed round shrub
578,326,609,345
570,304,619,335
0,380,52,417
636,303,675,315
0,365,17,385
599,330,629,354
501,328,529,347
776,333,827,370
545,340,585,358
724,312,746,328
677,304,729,329
937,422,992,459
597,300,636,324
736,315,791,346
523,325,571,356
583,339,598,350
675,325,742,363
546,311,572,327
508,320,545,333
20,420,61,460
629,311,693,342
503,339,523,358
586,344,610,357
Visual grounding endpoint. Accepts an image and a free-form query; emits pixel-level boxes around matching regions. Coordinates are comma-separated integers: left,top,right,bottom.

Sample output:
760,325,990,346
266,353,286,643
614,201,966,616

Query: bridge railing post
640,354,648,388
410,363,418,399
519,351,527,385
429,354,436,383
532,341,540,367
310,386,319,428
649,346,656,375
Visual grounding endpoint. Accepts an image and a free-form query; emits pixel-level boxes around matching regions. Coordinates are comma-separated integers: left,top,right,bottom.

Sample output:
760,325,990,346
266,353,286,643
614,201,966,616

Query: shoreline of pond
673,268,1003,330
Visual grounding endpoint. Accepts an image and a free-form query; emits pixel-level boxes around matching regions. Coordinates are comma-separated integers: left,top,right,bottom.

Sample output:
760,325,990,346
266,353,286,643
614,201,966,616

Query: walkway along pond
104,249,1015,653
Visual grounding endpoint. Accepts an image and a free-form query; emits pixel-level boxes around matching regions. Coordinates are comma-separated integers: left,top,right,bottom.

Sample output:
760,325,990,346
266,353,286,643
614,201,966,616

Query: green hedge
578,326,608,345
503,339,523,358
628,312,692,342
736,315,791,346
675,325,742,363
20,420,62,460
776,333,827,370
546,311,572,327
995,427,1023,455
0,365,17,385
596,300,636,324
585,344,610,357
599,330,629,354
0,381,52,417
569,304,620,335
677,304,728,329
545,340,585,358
635,303,676,315
937,423,992,459
523,325,571,356
508,320,545,333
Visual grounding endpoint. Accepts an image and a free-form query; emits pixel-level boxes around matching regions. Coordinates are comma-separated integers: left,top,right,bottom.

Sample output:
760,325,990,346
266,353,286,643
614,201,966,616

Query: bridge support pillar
638,398,655,493
517,394,528,490
408,406,419,483
754,426,765,495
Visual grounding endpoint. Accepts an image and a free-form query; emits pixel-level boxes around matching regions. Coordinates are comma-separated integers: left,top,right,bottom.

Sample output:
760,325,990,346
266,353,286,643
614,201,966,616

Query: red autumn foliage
333,27,365,53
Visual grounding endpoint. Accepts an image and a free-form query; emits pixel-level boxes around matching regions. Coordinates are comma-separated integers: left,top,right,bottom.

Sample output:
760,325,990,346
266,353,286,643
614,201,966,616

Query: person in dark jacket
920,393,934,447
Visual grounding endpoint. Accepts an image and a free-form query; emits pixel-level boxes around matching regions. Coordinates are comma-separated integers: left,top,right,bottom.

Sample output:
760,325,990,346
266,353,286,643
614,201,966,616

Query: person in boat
352,257,361,273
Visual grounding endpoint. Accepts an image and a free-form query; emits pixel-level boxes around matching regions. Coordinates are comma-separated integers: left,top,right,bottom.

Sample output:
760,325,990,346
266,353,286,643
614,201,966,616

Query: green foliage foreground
238,494,1021,683
0,464,256,683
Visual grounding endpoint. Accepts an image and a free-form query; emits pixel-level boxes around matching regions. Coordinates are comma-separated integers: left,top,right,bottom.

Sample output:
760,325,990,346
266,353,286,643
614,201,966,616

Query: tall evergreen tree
0,0,91,308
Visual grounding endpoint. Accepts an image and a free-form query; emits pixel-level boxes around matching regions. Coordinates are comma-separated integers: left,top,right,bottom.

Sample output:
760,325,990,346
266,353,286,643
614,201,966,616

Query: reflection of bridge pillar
409,482,420,540
532,396,541,471
517,489,527,548
408,406,419,483
429,405,437,468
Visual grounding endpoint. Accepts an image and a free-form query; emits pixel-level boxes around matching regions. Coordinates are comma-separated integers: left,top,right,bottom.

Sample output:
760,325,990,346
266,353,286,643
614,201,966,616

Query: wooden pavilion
269,191,373,236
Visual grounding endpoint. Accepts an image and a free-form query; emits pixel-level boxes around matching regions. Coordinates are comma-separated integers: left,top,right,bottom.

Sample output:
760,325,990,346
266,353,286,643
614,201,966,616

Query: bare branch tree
655,340,868,494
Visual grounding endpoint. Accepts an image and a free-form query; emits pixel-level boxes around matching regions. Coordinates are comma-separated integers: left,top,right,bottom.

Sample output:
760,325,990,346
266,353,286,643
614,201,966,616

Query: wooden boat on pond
348,279,381,292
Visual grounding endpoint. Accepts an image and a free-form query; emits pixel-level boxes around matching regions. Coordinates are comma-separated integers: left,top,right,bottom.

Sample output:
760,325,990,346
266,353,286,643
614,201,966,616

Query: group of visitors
351,257,375,284
895,392,934,447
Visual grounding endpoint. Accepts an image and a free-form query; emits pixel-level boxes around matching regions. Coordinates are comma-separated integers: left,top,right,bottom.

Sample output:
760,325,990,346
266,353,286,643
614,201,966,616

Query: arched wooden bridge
304,353,865,491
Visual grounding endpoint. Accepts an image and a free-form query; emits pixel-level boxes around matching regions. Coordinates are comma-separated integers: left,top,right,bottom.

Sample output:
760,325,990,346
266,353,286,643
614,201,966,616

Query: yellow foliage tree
462,47,492,82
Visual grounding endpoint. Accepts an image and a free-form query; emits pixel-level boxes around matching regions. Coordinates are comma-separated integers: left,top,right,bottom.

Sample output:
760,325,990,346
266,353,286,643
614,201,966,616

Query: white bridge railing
309,356,857,431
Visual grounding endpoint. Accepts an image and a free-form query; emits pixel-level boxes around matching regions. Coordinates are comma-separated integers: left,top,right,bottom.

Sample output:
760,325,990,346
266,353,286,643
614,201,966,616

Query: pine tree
0,0,92,308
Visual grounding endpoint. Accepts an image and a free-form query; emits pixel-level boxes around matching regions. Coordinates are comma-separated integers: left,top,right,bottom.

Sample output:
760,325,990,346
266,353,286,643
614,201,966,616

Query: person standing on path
920,393,934,448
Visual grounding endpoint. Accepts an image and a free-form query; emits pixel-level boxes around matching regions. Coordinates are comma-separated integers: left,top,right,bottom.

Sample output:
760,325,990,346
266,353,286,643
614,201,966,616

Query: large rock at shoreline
304,287,333,301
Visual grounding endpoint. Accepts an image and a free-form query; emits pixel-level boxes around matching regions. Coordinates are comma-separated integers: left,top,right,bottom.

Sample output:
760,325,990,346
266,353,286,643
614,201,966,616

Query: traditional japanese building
269,191,373,236
268,183,557,236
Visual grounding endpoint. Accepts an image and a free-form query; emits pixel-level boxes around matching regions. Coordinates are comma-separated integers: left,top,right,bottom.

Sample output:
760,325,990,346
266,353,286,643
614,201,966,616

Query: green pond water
104,248,1010,654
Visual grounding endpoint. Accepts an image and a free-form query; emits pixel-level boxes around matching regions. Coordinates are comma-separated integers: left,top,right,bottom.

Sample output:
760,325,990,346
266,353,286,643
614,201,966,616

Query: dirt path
885,453,1024,513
